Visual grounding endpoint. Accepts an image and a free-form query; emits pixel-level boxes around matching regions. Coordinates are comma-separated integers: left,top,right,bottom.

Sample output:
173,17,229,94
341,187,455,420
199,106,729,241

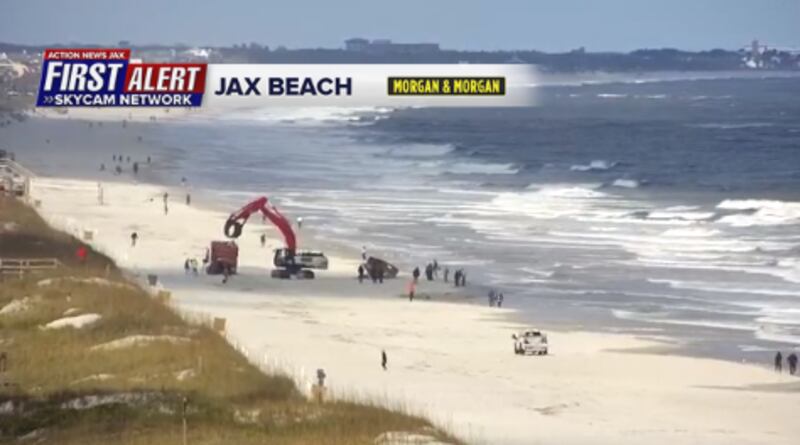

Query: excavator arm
224,196,297,253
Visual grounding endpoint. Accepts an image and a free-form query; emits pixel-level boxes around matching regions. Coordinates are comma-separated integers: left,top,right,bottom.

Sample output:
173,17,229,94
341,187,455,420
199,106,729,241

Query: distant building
345,38,439,55
133,49,176,62
345,38,370,52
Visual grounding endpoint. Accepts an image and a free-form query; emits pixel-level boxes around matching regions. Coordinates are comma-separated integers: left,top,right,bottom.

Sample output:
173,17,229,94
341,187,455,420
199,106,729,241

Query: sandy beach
24,175,799,445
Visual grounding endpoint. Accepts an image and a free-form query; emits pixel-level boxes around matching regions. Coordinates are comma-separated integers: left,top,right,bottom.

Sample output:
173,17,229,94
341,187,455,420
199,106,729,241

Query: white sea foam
716,199,800,227
611,179,639,188
648,210,714,221
661,227,721,237
570,160,617,172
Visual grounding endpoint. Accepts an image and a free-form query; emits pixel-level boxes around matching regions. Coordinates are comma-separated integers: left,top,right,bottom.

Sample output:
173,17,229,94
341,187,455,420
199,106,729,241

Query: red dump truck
206,241,238,275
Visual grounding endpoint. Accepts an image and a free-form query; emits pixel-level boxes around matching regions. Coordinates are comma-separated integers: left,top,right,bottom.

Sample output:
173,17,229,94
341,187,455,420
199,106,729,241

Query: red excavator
221,196,328,279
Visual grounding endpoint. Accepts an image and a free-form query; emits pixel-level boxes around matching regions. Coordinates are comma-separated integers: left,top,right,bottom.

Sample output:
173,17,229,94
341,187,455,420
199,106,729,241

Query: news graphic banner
37,48,537,108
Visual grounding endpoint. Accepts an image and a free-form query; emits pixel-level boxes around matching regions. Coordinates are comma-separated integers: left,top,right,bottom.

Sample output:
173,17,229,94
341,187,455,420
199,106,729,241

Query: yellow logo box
387,77,505,96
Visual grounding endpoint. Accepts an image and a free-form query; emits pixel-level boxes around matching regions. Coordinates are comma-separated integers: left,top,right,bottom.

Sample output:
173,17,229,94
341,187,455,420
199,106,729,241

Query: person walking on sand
186,193,191,206
412,267,420,284
381,350,388,371
498,293,504,308
774,351,783,373
162,192,169,215
407,280,416,301
358,264,365,283
787,353,798,375
132,162,139,175
130,231,138,247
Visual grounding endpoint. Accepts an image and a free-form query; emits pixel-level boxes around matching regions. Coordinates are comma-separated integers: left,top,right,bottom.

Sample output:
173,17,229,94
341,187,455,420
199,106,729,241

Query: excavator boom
224,196,296,252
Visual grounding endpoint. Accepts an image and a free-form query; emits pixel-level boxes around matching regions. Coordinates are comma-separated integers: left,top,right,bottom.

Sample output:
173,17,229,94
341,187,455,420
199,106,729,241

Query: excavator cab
272,249,328,279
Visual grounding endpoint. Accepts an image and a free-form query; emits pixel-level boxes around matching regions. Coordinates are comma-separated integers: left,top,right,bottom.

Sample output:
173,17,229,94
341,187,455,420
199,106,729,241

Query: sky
1,0,798,52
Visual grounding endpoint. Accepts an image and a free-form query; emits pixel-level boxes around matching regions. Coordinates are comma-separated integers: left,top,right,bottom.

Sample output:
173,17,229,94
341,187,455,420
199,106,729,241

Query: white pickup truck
512,330,549,355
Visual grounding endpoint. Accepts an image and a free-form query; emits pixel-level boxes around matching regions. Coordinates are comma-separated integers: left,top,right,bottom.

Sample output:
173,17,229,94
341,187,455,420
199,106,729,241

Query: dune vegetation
0,196,460,445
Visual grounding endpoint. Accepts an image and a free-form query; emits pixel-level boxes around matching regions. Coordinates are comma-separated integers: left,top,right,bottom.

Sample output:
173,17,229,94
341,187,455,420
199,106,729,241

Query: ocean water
7,74,800,361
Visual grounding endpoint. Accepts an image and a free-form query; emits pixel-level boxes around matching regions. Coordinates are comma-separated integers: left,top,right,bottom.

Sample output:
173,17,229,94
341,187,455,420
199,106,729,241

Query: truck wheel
271,269,291,279
299,270,315,279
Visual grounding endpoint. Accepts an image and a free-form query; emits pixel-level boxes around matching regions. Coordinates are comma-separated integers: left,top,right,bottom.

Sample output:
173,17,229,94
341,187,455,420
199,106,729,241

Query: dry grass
0,196,462,444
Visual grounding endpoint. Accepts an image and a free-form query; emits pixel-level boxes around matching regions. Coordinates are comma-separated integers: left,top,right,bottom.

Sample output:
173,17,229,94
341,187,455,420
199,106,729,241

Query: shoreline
5,113,798,359
23,173,800,444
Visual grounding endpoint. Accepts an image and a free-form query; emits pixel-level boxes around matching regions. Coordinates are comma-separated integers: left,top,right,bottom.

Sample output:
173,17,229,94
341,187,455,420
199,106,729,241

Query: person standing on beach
361,246,367,261
498,293,504,307
453,269,461,287
97,183,104,205
130,232,138,247
260,233,266,248
222,265,230,284
381,350,388,370
163,192,169,215
774,352,783,373
443,267,449,283
184,259,191,275
407,280,416,301
488,289,495,307
76,246,87,263
297,216,303,229
787,353,798,375
132,162,139,175
357,265,365,283
461,270,467,287
186,193,191,206
412,267,420,284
